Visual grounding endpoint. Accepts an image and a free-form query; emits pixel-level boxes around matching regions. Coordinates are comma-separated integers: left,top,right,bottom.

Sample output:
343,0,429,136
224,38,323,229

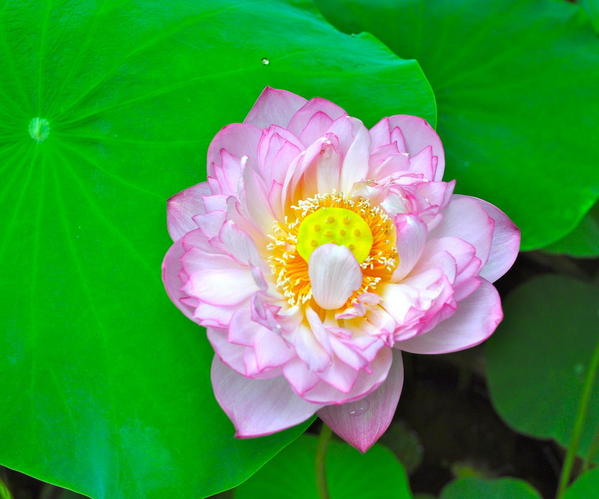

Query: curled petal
432,195,494,267
167,182,211,241
244,86,307,128
309,244,362,310
302,347,392,404
211,356,321,438
460,195,521,282
397,279,502,354
162,238,196,320
318,350,403,452
370,115,445,181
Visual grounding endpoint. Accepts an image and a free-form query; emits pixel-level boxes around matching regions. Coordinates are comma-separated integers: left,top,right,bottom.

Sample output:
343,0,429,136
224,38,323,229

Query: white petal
309,244,362,310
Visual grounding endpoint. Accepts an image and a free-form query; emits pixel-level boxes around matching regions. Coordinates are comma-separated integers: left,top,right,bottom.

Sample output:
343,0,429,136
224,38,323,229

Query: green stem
583,425,599,472
315,423,332,499
556,341,599,498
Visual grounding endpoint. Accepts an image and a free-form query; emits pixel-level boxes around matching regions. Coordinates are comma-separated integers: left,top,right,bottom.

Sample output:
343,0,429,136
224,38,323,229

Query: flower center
296,207,373,263
267,193,398,308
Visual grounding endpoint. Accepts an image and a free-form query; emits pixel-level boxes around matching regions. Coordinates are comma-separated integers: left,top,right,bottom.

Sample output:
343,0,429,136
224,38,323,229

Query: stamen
267,193,398,308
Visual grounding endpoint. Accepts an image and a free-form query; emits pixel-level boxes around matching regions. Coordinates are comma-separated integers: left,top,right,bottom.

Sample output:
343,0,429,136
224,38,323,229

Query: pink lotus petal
408,145,435,179
283,359,321,395
461,195,521,282
315,135,342,194
281,135,343,209
318,357,360,394
181,248,258,306
161,238,196,320
244,86,307,128
192,210,226,239
297,111,334,146
253,327,295,371
207,123,262,179
211,356,321,437
166,182,211,241
319,350,403,452
288,323,331,372
218,220,262,267
372,115,445,181
193,302,234,328
257,126,303,184
431,195,494,267
392,214,428,281
302,347,392,405
287,97,347,144
327,117,370,193
397,279,502,354
239,160,276,234
309,244,362,310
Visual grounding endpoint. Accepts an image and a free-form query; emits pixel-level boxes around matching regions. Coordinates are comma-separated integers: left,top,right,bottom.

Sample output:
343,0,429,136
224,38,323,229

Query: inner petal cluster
267,192,398,309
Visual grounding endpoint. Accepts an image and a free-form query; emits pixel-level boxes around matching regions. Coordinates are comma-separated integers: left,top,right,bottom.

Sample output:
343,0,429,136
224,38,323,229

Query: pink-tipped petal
318,350,403,452
207,123,262,179
383,115,445,181
431,195,494,267
309,244,362,310
316,136,342,194
392,214,428,281
211,356,321,437
181,249,259,306
397,279,502,354
340,119,370,193
167,182,211,241
244,87,307,128
408,146,434,179
302,347,392,404
162,239,195,320
460,195,521,282
287,97,347,144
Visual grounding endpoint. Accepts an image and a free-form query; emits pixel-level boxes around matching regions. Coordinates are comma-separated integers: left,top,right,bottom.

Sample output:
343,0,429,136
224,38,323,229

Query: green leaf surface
581,0,599,33
314,0,599,250
0,1,434,498
440,477,541,499
564,468,599,499
235,434,412,499
544,203,599,258
486,275,599,456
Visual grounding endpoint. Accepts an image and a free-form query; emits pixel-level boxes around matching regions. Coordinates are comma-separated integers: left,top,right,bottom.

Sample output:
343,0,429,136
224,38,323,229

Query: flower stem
315,423,332,499
556,340,599,499
583,425,599,472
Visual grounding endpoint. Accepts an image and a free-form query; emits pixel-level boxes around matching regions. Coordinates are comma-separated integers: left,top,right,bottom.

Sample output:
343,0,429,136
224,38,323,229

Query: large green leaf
235,434,412,498
544,203,599,258
564,468,599,499
0,1,434,498
485,275,599,457
314,0,599,250
582,0,599,33
440,477,541,499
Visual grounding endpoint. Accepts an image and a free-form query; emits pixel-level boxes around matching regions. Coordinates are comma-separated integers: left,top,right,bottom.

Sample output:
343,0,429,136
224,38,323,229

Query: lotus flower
162,88,520,451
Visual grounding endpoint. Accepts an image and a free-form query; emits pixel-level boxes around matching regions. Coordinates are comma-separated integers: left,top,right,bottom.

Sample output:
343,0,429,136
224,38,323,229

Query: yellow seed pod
296,207,373,263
